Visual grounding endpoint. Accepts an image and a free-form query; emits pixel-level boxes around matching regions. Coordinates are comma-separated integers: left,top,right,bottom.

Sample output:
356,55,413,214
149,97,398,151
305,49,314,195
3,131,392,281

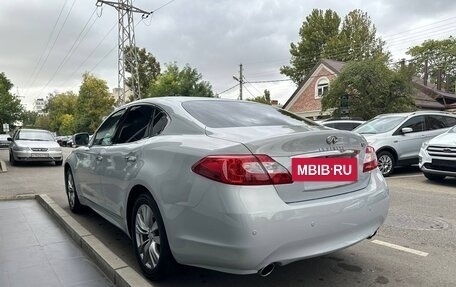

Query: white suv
353,111,456,176
419,125,456,181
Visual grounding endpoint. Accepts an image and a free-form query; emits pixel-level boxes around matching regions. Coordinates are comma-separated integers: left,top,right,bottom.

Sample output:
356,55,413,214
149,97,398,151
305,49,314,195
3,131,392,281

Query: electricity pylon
96,0,151,105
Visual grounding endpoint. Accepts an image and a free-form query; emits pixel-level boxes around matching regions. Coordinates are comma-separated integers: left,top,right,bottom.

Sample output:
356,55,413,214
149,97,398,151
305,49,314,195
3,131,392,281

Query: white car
65,97,389,280
8,128,63,166
354,111,456,176
419,125,456,181
321,120,365,131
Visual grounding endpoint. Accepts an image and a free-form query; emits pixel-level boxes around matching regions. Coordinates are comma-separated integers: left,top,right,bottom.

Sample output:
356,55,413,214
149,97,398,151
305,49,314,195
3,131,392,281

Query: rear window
182,100,319,128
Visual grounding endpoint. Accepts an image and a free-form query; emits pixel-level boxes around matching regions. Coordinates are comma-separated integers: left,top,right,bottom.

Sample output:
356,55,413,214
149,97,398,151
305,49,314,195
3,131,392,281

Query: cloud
0,0,455,109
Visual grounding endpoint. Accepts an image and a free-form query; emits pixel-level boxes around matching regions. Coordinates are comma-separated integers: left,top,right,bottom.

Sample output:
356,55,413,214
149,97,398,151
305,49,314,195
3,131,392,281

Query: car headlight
13,145,29,151
421,141,429,150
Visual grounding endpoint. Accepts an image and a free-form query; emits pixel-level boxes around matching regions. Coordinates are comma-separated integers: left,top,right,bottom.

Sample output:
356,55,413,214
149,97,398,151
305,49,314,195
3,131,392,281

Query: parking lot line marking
388,174,423,179
371,239,429,257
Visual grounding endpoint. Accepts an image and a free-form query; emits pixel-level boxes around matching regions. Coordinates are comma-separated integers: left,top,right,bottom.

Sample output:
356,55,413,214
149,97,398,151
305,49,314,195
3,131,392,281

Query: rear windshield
182,100,319,128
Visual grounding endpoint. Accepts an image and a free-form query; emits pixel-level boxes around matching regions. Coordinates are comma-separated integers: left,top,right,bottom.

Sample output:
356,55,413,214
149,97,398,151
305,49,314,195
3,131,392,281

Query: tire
65,168,84,213
424,173,445,182
131,193,175,281
55,160,63,166
377,151,395,177
9,152,16,166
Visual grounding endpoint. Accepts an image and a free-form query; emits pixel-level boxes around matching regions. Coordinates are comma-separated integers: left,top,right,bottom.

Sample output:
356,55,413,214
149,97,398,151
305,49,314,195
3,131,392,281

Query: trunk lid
206,126,370,203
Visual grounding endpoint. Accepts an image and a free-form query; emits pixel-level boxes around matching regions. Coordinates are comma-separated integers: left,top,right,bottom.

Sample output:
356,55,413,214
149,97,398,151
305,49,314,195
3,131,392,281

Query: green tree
280,9,341,84
58,114,75,135
21,110,38,127
34,115,51,130
281,9,388,85
75,73,115,133
407,37,456,92
125,46,161,101
45,91,78,134
147,63,214,98
0,72,24,132
321,58,416,120
247,89,271,104
322,9,387,62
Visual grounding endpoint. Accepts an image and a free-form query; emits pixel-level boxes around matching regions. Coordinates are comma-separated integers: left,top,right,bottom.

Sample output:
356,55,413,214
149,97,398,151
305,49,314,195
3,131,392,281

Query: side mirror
401,127,413,134
7,137,12,141
73,133,90,147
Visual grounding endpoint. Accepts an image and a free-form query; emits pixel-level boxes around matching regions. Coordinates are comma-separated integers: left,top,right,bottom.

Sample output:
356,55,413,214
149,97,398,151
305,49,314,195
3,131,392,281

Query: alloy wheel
135,204,161,269
378,154,393,175
66,171,76,208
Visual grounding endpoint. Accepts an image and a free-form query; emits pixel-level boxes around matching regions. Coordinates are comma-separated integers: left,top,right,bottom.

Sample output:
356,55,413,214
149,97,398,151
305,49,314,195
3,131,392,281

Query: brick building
283,59,343,119
283,59,450,119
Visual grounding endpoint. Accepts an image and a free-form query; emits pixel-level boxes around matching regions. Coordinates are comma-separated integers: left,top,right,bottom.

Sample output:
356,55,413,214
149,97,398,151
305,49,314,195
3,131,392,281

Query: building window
315,77,329,99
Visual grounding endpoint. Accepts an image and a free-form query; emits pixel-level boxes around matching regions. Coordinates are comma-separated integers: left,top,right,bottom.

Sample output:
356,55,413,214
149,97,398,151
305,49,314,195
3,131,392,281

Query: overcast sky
1,0,455,110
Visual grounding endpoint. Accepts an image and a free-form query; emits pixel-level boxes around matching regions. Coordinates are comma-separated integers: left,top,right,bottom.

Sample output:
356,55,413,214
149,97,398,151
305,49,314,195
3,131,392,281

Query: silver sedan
64,97,389,280
9,128,63,165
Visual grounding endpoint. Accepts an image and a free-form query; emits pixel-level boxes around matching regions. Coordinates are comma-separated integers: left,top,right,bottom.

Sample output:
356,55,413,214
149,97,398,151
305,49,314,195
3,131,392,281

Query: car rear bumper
167,169,389,274
12,150,63,162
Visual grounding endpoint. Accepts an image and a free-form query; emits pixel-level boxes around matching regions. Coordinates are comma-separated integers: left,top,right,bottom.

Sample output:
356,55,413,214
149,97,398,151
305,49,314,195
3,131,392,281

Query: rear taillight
363,146,378,172
192,155,293,185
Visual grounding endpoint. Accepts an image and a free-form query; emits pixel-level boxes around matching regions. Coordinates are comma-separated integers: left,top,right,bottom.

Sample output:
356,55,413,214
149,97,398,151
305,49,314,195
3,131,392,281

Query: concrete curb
0,194,36,200
0,160,6,173
35,194,152,287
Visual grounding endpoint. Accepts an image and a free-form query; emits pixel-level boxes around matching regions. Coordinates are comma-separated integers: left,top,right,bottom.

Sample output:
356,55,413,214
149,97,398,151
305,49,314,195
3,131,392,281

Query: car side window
92,109,126,146
444,116,456,127
150,108,168,136
426,115,447,130
116,105,154,144
399,116,425,133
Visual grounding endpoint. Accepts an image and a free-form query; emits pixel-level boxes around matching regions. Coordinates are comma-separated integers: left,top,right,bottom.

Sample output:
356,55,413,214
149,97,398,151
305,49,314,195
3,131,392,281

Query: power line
37,7,99,96
245,79,293,83
243,84,257,98
217,84,239,95
24,0,69,89
61,22,117,87
29,0,76,90
153,0,178,12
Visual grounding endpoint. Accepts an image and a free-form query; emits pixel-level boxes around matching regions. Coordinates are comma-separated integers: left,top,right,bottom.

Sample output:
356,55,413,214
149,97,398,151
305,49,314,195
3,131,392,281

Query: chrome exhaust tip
258,263,275,277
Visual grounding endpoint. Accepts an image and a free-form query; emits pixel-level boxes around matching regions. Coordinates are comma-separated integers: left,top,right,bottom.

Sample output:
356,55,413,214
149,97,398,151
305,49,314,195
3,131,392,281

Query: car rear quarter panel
121,133,252,234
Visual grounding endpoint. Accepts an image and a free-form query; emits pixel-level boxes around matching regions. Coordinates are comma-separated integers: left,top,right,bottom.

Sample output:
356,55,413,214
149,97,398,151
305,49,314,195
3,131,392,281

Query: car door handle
125,155,137,162
96,155,103,161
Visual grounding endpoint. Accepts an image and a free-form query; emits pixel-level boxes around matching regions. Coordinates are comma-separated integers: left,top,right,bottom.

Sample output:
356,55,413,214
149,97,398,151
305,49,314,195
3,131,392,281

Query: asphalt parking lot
1,147,455,286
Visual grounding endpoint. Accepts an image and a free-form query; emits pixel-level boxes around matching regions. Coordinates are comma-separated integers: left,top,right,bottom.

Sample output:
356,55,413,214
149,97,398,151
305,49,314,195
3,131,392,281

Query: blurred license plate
432,159,454,167
292,157,358,181
31,153,48,158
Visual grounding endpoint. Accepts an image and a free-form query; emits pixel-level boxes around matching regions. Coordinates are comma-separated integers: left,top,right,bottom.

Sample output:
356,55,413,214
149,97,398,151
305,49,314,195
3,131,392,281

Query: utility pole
232,64,243,100
96,0,151,105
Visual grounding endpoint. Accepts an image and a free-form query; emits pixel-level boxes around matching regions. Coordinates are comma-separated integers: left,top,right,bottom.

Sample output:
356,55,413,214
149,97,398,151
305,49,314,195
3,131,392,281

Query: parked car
321,119,365,131
419,124,456,181
353,111,456,177
8,128,63,166
64,97,389,280
0,134,10,148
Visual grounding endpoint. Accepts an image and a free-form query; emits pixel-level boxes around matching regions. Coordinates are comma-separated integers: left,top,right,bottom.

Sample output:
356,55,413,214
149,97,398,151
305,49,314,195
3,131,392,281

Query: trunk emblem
326,136,339,145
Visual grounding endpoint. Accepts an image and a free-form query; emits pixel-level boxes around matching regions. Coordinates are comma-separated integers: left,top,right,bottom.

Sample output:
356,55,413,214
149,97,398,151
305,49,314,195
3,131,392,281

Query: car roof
323,120,364,124
375,110,455,118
